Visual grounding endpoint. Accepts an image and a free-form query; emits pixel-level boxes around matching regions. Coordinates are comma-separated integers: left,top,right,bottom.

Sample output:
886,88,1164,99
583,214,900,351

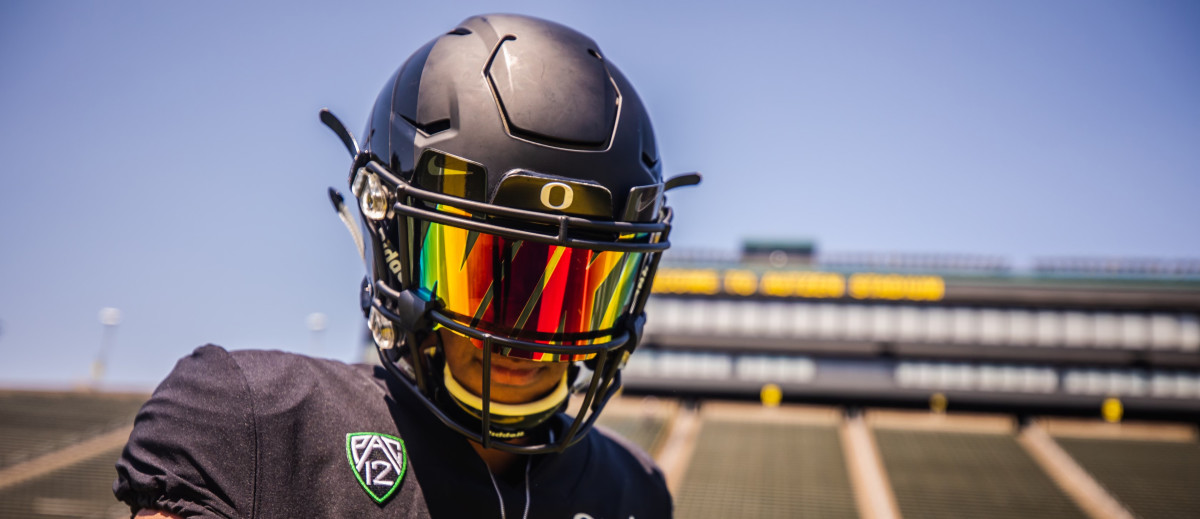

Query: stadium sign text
652,268,944,302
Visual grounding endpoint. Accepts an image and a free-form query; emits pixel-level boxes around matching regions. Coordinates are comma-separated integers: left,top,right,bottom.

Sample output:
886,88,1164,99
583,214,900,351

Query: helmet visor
414,216,648,361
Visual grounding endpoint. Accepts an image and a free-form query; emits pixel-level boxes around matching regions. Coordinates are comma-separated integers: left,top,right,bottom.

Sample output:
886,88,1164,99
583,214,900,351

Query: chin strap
442,364,569,421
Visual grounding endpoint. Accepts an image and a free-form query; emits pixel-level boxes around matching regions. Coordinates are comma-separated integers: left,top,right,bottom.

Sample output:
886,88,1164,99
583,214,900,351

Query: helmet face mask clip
319,14,698,454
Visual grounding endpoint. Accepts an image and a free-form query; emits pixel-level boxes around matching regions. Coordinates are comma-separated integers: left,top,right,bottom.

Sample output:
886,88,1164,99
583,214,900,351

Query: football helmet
322,14,699,453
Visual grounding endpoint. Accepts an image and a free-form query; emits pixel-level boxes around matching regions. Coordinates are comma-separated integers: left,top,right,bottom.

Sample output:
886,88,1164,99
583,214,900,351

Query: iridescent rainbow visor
412,213,651,362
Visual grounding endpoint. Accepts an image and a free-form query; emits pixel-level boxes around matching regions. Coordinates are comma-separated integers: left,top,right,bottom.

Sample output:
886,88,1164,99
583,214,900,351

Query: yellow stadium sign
760,271,846,299
848,273,945,302
723,269,759,296
651,269,721,295
651,268,944,302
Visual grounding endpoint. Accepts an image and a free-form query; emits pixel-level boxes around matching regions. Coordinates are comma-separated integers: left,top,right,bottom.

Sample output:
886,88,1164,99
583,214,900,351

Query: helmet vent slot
447,27,472,36
641,152,658,168
400,114,452,136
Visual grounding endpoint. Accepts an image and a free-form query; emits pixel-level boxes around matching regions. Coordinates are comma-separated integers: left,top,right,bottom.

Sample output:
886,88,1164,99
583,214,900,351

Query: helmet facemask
339,152,676,453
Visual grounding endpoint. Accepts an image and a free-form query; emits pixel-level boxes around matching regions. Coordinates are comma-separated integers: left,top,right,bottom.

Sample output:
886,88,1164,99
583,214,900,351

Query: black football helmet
322,13,699,453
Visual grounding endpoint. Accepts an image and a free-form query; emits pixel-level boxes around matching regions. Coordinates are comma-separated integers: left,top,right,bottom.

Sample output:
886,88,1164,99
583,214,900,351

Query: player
114,13,699,518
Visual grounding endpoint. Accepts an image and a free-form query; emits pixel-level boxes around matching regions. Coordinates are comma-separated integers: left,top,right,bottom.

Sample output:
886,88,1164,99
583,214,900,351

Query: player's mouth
480,354,546,386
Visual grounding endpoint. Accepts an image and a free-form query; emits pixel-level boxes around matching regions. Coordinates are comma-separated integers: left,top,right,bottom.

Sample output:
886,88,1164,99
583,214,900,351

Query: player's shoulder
588,424,663,478
220,345,374,380
582,424,670,497
165,344,387,408
117,347,407,516
565,424,672,514
170,343,367,379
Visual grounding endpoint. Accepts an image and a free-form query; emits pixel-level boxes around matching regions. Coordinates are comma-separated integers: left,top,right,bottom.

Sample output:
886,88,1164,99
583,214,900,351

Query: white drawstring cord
486,456,533,519
522,456,532,519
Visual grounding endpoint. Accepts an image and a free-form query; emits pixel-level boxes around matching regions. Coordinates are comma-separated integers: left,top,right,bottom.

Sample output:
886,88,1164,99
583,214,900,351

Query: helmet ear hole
386,342,405,364
359,277,372,317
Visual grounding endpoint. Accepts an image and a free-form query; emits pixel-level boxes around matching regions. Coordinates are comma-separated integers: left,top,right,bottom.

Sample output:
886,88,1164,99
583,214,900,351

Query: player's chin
485,362,546,387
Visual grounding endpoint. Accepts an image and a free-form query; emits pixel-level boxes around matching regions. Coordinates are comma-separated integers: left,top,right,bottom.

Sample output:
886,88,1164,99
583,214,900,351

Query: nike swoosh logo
636,191,658,212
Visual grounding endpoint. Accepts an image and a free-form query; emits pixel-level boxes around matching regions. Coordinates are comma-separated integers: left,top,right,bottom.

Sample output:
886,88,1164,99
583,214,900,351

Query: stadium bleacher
0,391,145,470
0,446,128,519
1053,436,1200,519
0,391,147,519
675,418,857,518
874,429,1085,518
1,390,1198,518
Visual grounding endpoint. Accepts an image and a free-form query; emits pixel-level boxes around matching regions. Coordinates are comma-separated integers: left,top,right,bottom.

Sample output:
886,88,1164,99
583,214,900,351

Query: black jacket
114,345,671,518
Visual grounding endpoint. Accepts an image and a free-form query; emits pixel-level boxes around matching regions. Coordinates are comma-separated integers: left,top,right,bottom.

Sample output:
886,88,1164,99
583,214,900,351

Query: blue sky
1,1,1198,388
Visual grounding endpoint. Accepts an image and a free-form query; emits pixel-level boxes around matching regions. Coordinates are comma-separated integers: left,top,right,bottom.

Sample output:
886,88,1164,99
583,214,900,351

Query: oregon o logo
540,182,574,210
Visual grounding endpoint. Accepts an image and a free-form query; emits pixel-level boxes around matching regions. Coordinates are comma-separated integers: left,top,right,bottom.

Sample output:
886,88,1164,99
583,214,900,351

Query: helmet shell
344,14,679,453
364,13,662,221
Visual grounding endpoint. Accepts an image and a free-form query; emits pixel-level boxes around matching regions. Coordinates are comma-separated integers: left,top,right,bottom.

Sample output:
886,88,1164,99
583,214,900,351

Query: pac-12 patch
346,432,407,504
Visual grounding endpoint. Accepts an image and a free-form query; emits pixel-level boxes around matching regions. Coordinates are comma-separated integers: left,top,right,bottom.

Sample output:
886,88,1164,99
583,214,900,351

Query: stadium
3,2,1198,518
3,243,1198,518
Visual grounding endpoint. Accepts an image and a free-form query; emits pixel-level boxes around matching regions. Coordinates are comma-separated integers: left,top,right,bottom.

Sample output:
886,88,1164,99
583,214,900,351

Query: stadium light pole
93,307,122,387
307,312,327,356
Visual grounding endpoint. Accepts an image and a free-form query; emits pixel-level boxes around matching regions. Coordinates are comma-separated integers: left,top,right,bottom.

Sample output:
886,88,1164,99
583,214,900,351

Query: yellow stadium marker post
760,383,782,408
1101,397,1123,424
930,392,948,414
